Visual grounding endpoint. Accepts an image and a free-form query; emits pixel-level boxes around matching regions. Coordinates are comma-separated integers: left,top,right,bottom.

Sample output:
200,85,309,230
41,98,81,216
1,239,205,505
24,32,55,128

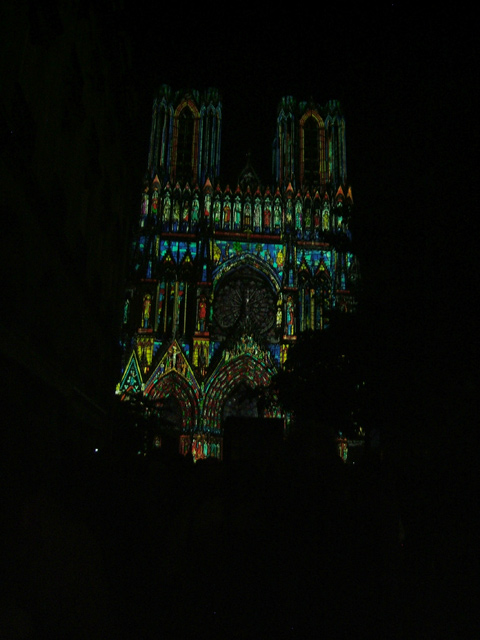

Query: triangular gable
298,252,311,277
117,350,143,396
314,258,332,280
179,246,194,268
144,339,200,397
161,246,175,266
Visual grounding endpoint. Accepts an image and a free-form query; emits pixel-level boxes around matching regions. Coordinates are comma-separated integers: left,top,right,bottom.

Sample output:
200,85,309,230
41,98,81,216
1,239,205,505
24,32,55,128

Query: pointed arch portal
145,369,199,432
203,353,275,432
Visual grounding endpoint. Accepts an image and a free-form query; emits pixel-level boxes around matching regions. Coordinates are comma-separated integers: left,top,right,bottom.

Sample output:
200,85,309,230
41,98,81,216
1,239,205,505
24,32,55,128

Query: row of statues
140,187,348,235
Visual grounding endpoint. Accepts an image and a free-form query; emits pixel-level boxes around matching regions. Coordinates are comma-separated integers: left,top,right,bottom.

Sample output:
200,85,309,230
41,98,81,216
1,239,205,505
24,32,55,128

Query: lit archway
145,369,199,433
203,349,275,432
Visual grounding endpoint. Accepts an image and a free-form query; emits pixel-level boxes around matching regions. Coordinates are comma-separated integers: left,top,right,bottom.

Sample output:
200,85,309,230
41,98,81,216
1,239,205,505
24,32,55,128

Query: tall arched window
279,113,295,186
200,106,220,184
176,107,195,183
303,116,319,186
300,110,326,188
148,99,169,178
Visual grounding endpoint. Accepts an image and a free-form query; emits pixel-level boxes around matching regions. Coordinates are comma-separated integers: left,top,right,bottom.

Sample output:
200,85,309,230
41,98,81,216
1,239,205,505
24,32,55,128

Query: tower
147,85,222,185
117,86,358,461
273,97,347,191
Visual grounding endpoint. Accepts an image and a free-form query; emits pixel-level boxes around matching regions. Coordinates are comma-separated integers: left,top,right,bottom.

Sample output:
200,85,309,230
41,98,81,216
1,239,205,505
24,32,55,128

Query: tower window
176,108,195,183
303,116,319,187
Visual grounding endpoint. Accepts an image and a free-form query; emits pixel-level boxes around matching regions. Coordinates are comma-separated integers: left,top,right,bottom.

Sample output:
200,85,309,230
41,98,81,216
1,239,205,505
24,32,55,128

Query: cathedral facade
117,85,358,460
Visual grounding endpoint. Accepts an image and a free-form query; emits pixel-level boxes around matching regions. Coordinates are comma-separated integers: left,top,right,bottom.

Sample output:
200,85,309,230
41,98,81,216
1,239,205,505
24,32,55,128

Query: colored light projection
143,340,201,431
132,178,352,244
118,87,357,461
179,435,222,463
117,350,143,398
117,335,279,459
148,86,221,186
203,335,277,433
211,240,285,281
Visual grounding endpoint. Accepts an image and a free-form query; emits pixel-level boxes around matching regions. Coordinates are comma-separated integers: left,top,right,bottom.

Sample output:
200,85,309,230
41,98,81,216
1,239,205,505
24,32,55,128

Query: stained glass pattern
119,87,358,460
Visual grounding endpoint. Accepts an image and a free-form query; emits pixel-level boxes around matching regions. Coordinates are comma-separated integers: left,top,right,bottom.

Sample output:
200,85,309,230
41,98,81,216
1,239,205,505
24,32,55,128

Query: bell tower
147,85,222,186
273,97,347,192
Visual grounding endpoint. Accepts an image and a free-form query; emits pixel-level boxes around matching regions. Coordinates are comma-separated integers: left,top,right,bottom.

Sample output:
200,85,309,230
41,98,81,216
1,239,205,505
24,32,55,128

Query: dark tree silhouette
273,310,369,445
112,391,177,457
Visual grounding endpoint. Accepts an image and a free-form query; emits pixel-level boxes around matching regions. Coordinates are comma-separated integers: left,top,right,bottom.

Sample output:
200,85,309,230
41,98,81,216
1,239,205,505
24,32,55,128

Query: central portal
222,380,260,422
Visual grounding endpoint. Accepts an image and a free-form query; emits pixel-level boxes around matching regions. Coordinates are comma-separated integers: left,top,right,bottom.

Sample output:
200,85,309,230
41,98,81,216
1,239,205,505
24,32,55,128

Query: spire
238,151,260,192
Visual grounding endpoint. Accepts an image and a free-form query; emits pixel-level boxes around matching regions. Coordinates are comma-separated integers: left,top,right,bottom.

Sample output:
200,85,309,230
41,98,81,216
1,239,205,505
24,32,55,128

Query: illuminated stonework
117,86,358,460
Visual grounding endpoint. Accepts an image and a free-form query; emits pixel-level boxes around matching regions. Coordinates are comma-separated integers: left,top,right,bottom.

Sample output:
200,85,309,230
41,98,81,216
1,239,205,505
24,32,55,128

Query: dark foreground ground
1,440,476,639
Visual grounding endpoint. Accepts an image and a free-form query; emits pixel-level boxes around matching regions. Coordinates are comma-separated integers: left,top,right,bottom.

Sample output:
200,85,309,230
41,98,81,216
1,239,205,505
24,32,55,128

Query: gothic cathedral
117,85,358,460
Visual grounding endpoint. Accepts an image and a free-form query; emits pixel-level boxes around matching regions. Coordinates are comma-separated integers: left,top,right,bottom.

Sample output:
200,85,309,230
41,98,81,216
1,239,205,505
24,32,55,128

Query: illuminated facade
117,85,358,460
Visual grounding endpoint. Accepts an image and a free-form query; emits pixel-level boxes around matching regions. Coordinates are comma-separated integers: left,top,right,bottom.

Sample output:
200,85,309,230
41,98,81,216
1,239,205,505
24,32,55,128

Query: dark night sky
124,3,419,184
120,5,471,189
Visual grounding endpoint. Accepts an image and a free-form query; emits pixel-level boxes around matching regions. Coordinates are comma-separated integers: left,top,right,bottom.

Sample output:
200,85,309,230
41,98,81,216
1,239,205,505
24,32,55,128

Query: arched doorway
150,394,183,455
203,350,274,431
222,380,261,421
144,369,199,455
